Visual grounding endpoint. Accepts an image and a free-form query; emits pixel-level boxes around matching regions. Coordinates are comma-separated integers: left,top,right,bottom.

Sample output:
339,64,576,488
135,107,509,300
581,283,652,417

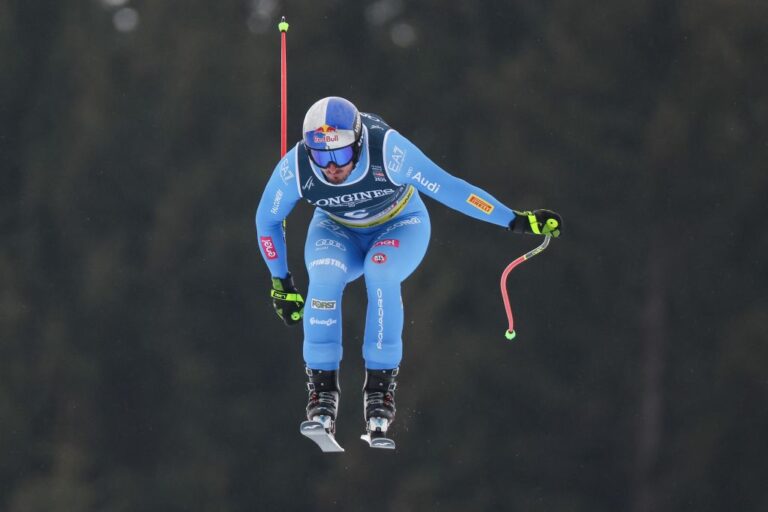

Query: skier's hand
270,273,304,326
510,209,562,238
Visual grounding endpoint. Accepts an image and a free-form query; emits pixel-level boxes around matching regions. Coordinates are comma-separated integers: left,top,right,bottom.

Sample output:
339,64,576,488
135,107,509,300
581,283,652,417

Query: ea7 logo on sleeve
279,160,294,184
467,194,494,214
260,236,278,259
387,146,405,174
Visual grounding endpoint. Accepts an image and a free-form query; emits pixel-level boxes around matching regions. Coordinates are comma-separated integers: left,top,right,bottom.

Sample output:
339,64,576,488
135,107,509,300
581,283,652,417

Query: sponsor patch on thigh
371,253,387,264
373,239,400,248
311,299,337,310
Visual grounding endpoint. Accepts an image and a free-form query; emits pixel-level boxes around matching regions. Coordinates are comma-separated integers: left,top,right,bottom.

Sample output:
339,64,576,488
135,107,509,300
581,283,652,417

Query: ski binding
360,417,396,450
300,415,344,453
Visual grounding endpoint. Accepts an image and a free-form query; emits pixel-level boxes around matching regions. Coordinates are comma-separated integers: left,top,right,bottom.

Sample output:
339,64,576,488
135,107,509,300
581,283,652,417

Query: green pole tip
278,17,289,32
505,330,516,340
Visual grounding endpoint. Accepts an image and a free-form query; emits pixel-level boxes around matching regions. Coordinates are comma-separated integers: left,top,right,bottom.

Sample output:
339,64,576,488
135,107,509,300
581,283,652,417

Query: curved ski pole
500,234,552,340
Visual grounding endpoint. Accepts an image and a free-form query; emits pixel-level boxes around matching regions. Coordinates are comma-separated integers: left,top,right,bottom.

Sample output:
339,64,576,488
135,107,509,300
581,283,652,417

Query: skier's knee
304,339,343,369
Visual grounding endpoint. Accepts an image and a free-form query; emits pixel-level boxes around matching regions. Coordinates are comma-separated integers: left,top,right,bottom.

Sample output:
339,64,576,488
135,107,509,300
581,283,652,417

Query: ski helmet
302,97,363,168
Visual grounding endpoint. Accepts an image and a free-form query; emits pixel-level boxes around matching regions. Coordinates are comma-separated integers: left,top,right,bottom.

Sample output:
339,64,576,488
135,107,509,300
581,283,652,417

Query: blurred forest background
2,0,767,511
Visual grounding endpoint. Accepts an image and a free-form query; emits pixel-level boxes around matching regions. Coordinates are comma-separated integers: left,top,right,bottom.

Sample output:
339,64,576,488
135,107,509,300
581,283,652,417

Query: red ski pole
500,233,552,340
278,16,289,157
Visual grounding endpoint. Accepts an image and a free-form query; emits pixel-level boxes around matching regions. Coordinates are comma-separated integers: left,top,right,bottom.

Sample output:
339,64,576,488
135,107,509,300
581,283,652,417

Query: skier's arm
255,151,306,325
255,151,301,278
384,132,562,236
384,131,516,227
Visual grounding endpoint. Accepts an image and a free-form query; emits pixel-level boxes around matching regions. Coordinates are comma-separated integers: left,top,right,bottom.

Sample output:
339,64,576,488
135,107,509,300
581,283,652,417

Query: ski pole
500,220,557,340
278,16,289,158
277,16,300,321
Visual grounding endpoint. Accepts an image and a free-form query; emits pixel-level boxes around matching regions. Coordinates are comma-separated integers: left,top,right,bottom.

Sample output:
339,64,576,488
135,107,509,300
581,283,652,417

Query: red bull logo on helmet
303,97,361,149
312,126,339,144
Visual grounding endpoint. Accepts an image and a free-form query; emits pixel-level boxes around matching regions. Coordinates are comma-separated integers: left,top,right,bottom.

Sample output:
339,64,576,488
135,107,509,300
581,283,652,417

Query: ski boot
360,368,398,450
299,368,344,452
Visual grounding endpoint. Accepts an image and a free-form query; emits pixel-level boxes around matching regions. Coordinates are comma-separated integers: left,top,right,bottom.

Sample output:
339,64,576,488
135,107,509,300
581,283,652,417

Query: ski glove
510,209,563,238
270,273,304,326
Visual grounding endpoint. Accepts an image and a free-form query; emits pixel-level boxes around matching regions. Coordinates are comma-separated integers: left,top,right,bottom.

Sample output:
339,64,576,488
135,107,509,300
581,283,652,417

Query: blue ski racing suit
256,113,517,371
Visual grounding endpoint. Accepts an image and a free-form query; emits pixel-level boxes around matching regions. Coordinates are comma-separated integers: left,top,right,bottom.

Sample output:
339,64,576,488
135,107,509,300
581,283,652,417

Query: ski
360,431,396,449
300,418,344,453
360,417,396,450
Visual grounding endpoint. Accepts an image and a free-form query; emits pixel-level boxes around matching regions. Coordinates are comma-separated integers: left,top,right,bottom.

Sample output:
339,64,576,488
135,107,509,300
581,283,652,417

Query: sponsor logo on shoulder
388,146,405,174
411,171,440,193
467,194,494,214
260,236,278,259
303,176,315,191
270,189,283,215
311,299,337,310
279,160,294,184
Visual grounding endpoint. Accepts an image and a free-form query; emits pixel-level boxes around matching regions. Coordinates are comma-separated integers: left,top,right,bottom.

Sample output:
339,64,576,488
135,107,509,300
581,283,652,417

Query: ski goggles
307,144,356,168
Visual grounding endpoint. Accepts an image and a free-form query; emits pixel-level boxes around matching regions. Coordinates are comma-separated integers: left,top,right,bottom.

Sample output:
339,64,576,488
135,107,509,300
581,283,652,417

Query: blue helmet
302,97,363,168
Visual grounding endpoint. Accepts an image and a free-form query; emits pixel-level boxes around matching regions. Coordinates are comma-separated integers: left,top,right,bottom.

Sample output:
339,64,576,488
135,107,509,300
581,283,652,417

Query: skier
255,96,562,450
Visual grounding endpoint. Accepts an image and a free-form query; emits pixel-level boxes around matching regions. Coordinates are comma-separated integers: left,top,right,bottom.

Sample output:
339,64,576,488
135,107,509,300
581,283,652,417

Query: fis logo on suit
361,113,383,123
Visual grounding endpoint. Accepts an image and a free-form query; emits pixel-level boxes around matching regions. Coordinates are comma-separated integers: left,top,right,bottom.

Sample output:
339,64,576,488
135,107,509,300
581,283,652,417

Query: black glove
270,273,305,326
509,209,563,238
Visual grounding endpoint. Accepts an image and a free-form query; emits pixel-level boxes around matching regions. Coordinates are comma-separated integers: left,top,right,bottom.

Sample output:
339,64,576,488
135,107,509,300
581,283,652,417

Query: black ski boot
305,367,340,426
300,367,344,452
361,368,398,449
